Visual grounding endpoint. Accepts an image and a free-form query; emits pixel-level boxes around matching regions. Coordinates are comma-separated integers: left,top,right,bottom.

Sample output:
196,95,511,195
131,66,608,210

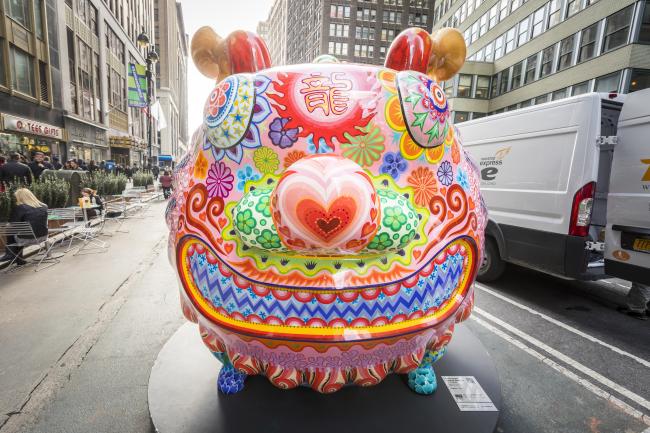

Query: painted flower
235,208,256,235
341,122,385,167
398,230,416,248
255,194,272,217
205,161,234,198
456,167,469,190
367,232,394,250
383,206,407,232
256,229,282,249
269,117,299,148
307,134,333,154
236,165,260,191
283,150,306,168
451,140,461,164
193,151,209,179
437,161,454,186
380,152,408,180
407,166,438,207
253,147,279,174
205,81,231,117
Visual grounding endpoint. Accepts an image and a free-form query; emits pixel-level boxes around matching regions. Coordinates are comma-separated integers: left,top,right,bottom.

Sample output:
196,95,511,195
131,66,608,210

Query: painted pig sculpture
166,26,487,395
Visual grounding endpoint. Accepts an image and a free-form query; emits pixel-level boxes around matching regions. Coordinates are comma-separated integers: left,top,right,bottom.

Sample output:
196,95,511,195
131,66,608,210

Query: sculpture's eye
397,71,450,149
203,74,256,150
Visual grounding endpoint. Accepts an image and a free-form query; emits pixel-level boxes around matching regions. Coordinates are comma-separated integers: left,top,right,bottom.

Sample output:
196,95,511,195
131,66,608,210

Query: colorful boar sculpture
166,26,487,395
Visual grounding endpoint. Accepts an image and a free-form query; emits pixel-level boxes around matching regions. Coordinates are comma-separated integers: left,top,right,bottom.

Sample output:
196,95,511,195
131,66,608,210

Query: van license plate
632,238,650,254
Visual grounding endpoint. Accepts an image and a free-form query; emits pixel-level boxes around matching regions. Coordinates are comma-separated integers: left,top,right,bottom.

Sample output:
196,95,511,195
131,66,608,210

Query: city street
0,203,647,433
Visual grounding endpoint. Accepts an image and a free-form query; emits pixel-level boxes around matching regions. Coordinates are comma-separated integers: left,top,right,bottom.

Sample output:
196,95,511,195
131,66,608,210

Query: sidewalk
0,201,184,433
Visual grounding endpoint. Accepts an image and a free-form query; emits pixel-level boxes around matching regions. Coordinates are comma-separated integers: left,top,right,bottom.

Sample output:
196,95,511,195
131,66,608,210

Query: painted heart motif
271,155,380,252
298,197,356,242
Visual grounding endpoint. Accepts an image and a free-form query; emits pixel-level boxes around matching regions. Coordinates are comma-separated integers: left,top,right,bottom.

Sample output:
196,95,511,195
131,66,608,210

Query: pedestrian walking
0,152,32,185
618,282,650,320
159,171,173,199
28,151,53,179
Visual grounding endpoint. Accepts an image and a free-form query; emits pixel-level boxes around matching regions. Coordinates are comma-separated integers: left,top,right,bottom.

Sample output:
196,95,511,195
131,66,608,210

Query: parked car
459,92,625,282
604,88,650,285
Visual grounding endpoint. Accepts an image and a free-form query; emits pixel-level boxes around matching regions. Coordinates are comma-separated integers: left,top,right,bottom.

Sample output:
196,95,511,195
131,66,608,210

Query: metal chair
0,222,60,272
48,208,86,252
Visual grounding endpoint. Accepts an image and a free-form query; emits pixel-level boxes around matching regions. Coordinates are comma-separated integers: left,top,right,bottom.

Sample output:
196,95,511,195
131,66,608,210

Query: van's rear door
605,88,650,285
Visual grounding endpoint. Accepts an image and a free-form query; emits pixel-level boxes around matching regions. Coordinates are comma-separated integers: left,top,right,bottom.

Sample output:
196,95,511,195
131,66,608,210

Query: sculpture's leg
213,352,247,394
407,347,447,395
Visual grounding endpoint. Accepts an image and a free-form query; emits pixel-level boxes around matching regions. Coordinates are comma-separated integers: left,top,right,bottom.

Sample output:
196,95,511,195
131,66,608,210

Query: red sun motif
267,67,378,149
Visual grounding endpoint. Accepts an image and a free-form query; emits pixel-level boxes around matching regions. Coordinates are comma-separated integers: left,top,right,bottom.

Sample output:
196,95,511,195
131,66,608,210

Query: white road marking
475,283,650,369
470,315,650,426
473,307,650,413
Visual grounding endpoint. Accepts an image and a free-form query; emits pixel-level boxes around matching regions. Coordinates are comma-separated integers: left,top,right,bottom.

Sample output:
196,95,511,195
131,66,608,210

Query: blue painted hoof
408,366,438,395
217,364,246,394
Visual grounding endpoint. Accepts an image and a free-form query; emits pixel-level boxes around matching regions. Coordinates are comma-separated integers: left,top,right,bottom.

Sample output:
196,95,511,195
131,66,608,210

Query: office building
58,0,157,166
432,0,650,121
262,0,434,66
155,0,188,167
0,0,66,160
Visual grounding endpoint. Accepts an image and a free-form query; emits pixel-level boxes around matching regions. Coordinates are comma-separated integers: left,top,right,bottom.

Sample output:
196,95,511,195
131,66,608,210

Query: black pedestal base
148,323,501,433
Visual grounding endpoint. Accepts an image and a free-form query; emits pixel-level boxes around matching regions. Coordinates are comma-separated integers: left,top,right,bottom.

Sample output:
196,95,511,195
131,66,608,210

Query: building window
505,26,516,54
381,28,396,41
629,69,650,92
566,0,580,18
603,6,633,52
0,38,6,87
5,0,31,28
498,0,509,20
558,35,575,71
479,13,488,37
520,99,533,108
355,26,375,40
535,94,549,105
488,4,498,29
511,61,523,90
518,17,530,46
458,74,472,97
494,35,505,59
579,23,598,62
473,112,486,119
531,6,545,38
476,76,490,99
525,54,537,84
485,41,494,61
548,0,561,28
454,111,469,123
594,71,621,92
490,73,499,97
471,22,479,43
382,10,400,23
572,80,590,95
540,45,555,78
639,0,650,43
552,88,567,100
499,71,509,94
35,0,45,40
10,46,35,96
510,0,522,13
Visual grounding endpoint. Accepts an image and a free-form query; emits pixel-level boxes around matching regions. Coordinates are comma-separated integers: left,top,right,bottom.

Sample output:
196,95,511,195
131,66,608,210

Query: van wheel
477,238,505,283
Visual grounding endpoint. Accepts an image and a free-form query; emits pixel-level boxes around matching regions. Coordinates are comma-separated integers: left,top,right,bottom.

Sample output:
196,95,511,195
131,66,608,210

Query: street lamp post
137,28,159,169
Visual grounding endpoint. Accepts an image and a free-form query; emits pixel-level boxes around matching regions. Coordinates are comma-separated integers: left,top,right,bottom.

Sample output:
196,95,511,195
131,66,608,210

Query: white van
604,89,650,285
458,93,624,282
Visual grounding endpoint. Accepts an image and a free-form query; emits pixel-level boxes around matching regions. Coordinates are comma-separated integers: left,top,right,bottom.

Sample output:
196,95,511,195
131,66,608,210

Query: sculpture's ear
385,27,466,81
191,27,272,82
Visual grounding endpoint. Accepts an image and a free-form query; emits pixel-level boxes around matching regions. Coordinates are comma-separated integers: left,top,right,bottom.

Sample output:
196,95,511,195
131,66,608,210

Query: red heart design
199,212,206,221
218,217,227,229
297,197,356,243
224,243,233,254
361,222,377,237
413,250,421,260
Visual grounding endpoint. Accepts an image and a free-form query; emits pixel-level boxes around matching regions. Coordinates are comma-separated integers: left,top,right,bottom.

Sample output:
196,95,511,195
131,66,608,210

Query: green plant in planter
133,172,154,188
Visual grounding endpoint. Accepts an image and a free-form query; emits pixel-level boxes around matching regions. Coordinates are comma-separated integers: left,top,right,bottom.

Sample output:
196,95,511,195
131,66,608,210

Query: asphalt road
0,202,648,433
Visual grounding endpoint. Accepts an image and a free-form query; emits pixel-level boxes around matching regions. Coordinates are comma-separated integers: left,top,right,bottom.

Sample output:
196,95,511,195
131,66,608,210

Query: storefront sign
66,117,107,147
2,114,63,140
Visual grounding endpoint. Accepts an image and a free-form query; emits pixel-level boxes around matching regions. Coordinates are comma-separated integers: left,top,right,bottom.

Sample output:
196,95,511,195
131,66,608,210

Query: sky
179,0,274,136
